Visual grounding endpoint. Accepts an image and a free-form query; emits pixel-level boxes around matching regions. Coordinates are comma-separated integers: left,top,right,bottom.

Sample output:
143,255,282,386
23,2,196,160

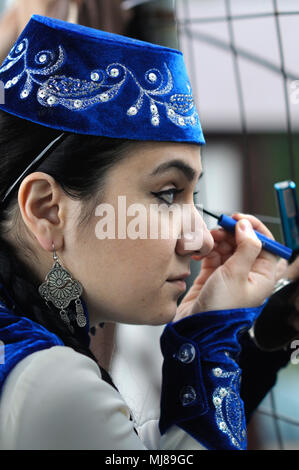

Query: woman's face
64,141,214,327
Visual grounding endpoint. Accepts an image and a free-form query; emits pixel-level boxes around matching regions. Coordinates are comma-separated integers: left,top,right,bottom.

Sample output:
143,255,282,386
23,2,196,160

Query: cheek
94,238,177,313
111,237,176,286
96,201,178,274
75,209,179,324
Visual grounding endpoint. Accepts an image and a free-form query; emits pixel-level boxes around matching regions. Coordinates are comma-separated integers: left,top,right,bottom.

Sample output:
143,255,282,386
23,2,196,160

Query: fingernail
239,219,252,231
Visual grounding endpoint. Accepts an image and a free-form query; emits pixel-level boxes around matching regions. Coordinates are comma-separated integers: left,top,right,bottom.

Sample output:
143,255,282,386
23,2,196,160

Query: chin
146,304,177,326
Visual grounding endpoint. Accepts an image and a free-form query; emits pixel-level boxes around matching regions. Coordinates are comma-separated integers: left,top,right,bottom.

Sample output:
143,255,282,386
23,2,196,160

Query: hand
174,213,278,322
279,255,299,282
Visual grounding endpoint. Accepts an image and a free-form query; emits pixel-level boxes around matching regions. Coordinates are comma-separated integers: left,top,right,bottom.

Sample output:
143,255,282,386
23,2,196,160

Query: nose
175,204,214,257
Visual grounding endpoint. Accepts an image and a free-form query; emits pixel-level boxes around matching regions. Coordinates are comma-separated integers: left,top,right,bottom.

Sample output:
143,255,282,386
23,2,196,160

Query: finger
286,256,299,280
232,213,279,267
193,249,222,268
192,242,219,261
192,239,235,264
275,258,288,281
214,240,235,256
232,213,274,240
210,228,236,246
223,219,262,279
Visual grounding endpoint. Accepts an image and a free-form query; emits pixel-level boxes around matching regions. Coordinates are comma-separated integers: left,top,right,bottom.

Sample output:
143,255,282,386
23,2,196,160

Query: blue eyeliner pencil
203,209,293,261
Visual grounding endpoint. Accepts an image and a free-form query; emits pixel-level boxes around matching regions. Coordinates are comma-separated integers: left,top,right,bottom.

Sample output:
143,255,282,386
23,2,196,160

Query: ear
18,172,66,253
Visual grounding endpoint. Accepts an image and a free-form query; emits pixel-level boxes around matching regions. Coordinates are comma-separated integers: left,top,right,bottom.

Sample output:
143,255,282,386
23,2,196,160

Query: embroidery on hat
211,367,247,449
0,38,199,128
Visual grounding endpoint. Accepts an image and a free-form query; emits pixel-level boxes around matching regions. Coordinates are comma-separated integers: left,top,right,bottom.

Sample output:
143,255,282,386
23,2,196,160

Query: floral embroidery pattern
212,367,247,449
0,38,199,128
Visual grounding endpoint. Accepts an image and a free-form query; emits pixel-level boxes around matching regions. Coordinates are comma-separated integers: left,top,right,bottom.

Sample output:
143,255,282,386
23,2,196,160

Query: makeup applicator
203,209,293,261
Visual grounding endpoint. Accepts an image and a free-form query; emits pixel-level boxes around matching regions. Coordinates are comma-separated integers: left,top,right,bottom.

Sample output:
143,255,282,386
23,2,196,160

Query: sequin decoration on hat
0,15,205,144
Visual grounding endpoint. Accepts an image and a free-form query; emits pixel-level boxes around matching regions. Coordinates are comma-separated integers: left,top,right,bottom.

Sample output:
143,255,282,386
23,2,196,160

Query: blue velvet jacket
159,306,267,450
0,280,283,450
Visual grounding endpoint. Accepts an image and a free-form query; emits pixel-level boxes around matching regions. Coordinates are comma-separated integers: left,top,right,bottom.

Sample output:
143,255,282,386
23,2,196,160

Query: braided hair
0,109,137,385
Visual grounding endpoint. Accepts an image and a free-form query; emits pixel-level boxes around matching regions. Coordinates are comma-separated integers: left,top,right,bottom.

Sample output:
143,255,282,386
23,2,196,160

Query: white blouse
0,346,205,450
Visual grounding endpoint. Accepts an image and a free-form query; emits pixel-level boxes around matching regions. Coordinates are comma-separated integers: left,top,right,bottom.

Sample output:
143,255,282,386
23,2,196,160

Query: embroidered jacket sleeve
159,305,266,450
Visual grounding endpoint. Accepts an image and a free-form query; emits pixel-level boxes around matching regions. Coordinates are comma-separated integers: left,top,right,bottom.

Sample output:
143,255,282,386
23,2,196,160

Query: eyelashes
151,188,184,205
151,188,199,205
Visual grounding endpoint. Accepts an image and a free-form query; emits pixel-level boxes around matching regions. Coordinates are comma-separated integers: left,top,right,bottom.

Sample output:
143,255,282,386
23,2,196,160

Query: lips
167,272,190,282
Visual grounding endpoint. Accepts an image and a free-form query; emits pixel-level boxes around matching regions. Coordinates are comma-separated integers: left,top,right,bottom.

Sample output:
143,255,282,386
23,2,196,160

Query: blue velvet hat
0,15,205,144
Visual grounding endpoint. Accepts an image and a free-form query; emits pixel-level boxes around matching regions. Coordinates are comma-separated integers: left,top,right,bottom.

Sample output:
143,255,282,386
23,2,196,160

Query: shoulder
1,345,117,401
0,346,140,450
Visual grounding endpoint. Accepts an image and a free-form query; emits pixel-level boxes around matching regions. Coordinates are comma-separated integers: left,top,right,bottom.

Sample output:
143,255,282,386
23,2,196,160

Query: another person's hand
175,213,278,322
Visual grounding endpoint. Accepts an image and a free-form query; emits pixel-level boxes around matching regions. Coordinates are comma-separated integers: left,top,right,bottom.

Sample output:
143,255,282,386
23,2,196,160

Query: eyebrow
149,159,203,183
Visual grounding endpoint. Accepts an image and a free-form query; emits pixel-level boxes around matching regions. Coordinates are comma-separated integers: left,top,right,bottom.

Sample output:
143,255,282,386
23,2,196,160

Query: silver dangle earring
38,244,87,330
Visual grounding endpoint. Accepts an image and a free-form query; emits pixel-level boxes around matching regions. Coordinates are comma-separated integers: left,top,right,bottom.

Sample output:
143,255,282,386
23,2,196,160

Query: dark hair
0,109,137,381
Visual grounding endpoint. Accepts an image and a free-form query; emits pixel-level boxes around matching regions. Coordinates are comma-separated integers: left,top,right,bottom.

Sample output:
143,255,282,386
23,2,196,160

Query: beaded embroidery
0,38,199,129
211,367,247,449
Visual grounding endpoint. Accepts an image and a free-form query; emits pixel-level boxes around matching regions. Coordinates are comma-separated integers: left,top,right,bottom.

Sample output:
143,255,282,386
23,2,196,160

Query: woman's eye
152,188,200,206
152,188,184,205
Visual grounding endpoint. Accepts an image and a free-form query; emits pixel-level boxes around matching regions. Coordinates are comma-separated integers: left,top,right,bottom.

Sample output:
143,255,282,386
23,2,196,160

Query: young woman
0,14,281,450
